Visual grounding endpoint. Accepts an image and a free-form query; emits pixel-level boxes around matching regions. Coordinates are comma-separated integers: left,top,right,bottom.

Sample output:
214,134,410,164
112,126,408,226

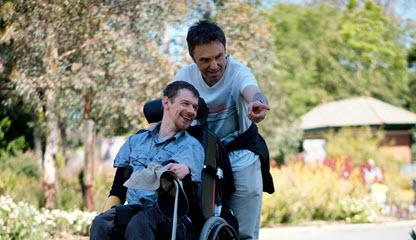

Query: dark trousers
125,206,194,240
90,206,194,240
90,208,116,240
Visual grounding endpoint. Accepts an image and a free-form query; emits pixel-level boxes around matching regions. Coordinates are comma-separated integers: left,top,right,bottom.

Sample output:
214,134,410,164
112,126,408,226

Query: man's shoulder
176,63,198,75
180,131,203,146
227,56,252,74
174,131,204,154
127,129,150,142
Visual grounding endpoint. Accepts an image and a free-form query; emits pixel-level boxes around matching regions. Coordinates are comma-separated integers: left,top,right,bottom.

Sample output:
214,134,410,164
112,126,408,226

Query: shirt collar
148,122,186,144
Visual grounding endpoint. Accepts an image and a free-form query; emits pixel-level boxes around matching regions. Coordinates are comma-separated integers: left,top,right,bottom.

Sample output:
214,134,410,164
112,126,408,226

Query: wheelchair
142,98,239,240
101,98,239,240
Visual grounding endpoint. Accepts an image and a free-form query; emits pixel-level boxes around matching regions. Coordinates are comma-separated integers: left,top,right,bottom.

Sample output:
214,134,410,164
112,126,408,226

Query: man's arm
242,85,270,123
102,136,133,212
102,167,132,212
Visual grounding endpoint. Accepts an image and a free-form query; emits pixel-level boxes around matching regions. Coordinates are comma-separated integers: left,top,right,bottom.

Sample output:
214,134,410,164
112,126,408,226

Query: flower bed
0,195,96,239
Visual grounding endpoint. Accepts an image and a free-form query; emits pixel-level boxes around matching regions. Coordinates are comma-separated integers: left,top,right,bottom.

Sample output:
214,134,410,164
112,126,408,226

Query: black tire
199,216,239,240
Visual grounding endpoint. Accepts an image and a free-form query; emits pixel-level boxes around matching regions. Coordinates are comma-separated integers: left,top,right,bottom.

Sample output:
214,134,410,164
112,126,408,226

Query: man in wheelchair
90,81,205,240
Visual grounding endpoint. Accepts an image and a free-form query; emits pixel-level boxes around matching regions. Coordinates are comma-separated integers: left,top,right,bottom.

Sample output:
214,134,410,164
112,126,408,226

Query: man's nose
187,106,197,118
209,59,218,69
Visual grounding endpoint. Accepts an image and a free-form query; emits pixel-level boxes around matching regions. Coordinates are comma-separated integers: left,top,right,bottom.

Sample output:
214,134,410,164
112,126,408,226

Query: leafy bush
93,166,114,211
325,127,383,167
261,162,378,226
0,151,43,208
325,127,414,211
57,178,85,211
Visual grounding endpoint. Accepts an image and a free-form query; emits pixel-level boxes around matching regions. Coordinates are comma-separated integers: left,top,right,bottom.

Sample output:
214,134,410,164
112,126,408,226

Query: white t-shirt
174,56,259,171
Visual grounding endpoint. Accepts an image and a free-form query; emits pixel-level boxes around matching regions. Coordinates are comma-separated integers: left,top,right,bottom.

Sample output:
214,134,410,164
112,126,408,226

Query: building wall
378,131,412,163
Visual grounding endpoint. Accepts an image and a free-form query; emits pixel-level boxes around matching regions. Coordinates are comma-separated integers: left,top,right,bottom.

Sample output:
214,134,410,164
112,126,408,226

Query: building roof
301,96,416,130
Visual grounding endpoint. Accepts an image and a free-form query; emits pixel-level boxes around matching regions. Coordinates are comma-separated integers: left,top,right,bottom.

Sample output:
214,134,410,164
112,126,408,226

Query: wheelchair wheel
199,216,239,240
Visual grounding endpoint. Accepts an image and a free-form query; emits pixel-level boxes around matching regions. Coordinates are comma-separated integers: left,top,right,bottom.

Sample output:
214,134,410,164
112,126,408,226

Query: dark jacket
224,123,275,194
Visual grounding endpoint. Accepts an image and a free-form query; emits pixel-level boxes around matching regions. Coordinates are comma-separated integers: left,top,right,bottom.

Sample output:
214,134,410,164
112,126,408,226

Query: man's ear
162,96,169,109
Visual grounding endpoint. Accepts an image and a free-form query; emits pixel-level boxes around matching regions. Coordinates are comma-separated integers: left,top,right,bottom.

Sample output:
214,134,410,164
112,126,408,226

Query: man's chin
176,122,191,131
208,74,221,82
203,72,222,83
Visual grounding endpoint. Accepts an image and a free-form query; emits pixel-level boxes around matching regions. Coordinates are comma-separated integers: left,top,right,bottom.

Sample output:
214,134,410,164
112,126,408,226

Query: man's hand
248,101,270,123
165,163,190,180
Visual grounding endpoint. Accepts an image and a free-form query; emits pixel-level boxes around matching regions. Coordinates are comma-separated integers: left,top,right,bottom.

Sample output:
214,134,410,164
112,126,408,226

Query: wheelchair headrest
143,97,208,124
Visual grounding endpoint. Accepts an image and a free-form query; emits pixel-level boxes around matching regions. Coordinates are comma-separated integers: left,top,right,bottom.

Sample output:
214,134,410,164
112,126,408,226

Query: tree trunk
43,90,59,209
59,118,69,164
84,119,96,211
33,110,43,172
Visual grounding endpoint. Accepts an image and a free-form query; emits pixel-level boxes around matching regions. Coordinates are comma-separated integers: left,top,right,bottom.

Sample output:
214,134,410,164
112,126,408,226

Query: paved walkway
259,220,416,240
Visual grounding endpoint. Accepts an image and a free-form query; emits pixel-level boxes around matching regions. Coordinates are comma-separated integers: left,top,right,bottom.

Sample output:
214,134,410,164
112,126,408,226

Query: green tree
2,0,189,210
268,2,411,116
408,43,416,113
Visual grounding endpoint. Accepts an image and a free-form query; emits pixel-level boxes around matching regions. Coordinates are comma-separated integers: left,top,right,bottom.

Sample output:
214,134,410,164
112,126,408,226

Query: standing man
174,20,274,240
90,81,204,239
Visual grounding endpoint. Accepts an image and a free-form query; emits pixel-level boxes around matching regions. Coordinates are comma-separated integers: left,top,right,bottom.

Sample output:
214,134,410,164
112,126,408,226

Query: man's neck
203,77,218,87
158,122,176,139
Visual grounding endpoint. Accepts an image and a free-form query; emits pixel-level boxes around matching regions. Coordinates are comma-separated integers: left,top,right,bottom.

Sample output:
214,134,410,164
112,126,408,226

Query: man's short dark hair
163,81,199,100
186,20,226,57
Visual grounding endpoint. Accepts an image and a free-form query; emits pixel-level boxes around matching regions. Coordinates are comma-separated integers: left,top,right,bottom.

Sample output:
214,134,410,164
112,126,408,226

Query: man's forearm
253,92,269,105
242,85,269,105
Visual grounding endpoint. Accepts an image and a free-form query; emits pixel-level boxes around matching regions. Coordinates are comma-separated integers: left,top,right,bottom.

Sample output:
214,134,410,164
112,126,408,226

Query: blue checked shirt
113,123,205,207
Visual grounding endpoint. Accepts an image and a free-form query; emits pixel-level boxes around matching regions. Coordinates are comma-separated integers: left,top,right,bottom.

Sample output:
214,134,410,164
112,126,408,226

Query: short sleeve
238,68,258,95
113,136,132,168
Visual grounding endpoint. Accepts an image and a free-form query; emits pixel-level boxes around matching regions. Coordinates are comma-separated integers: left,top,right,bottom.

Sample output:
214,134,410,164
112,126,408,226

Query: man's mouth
208,69,221,75
180,114,193,124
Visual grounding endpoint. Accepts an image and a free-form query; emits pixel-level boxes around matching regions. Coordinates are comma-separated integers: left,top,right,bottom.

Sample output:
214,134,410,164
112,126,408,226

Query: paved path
259,220,416,240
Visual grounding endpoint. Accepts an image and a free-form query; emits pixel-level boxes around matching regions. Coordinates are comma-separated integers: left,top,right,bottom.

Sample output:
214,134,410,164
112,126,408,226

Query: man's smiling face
192,41,227,86
164,89,198,131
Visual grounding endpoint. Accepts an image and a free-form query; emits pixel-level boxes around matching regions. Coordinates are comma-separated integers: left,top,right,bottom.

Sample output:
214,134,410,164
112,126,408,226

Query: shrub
93,166,114,211
325,127,414,212
0,151,43,208
261,162,378,226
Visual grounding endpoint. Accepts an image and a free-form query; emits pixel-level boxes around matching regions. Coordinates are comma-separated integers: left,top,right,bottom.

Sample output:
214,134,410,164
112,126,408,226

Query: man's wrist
253,92,268,105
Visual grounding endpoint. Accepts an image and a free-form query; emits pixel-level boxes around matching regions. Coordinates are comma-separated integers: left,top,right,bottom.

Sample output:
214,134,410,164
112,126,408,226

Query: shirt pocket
153,148,176,165
129,152,149,170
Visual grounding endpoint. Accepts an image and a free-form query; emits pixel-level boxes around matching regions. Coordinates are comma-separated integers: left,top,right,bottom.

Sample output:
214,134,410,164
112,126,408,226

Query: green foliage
268,2,412,116
57,178,84,211
0,117,27,156
93,167,113,212
325,127,383,166
0,151,42,207
262,162,377,226
323,126,413,207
